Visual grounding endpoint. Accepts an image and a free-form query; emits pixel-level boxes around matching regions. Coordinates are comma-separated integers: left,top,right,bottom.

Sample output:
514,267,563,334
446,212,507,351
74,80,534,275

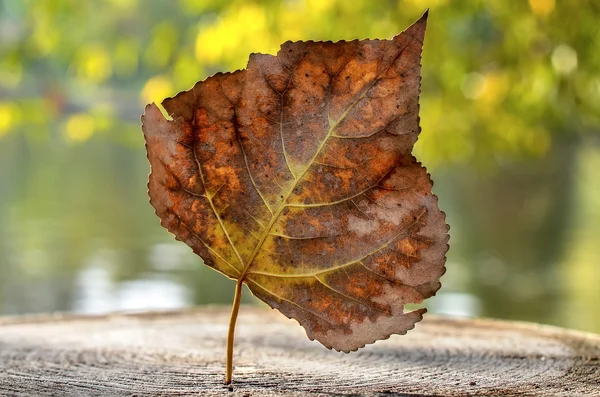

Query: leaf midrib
200,36,416,282
237,77,378,282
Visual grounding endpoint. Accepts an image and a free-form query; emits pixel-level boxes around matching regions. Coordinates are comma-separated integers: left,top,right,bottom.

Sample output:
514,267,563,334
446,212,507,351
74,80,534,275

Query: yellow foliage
0,102,21,137
195,3,277,68
461,72,486,100
529,0,555,16
517,64,554,106
306,0,335,14
464,71,509,105
487,112,550,157
65,113,95,144
172,54,203,90
74,45,113,83
403,0,449,12
479,72,509,106
141,75,174,105
279,4,307,42
415,97,475,169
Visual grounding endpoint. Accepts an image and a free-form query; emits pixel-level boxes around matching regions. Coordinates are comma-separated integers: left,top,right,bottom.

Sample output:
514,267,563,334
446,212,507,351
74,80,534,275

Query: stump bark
0,306,598,396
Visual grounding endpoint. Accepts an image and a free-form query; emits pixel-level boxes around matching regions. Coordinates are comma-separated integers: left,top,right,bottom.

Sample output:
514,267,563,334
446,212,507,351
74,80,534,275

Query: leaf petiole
226,278,244,385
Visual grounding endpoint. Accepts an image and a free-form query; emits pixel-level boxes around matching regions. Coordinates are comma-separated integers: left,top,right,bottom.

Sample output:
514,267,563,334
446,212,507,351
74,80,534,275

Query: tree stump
0,307,598,396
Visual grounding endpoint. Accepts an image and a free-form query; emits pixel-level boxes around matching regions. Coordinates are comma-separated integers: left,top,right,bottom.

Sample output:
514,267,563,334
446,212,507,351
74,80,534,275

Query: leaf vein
269,232,344,240
247,209,426,279
175,214,241,276
220,81,275,216
239,40,416,281
313,275,389,314
285,167,399,209
247,279,336,326
191,141,246,268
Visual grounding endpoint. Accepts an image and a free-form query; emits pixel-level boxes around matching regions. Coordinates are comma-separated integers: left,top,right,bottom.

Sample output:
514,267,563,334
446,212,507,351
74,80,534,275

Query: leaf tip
413,9,429,33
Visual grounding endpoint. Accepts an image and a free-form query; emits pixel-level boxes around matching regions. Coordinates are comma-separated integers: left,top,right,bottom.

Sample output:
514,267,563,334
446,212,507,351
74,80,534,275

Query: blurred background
0,0,599,334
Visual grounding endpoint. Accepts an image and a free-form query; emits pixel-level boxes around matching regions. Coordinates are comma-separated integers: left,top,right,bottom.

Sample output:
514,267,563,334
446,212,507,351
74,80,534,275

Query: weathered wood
0,307,598,396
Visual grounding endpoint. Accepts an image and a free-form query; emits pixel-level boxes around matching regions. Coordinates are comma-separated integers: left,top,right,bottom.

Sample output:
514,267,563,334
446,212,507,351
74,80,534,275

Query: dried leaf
142,10,448,383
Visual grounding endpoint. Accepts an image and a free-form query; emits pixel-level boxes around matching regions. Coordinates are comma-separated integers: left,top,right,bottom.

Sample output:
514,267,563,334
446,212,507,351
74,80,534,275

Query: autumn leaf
142,10,448,384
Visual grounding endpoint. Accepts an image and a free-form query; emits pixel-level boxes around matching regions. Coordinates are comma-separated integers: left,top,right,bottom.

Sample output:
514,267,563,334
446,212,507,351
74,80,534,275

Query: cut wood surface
0,306,598,396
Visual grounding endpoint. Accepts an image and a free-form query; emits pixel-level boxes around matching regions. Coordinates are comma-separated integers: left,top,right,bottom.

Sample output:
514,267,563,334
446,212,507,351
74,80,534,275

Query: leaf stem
226,279,244,385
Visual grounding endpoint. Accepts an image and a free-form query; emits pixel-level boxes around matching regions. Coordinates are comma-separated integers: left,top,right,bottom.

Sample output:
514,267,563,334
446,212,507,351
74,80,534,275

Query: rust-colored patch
142,10,449,355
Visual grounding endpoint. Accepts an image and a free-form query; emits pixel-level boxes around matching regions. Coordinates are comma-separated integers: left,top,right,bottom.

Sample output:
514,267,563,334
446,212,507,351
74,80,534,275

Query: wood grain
1,306,598,396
